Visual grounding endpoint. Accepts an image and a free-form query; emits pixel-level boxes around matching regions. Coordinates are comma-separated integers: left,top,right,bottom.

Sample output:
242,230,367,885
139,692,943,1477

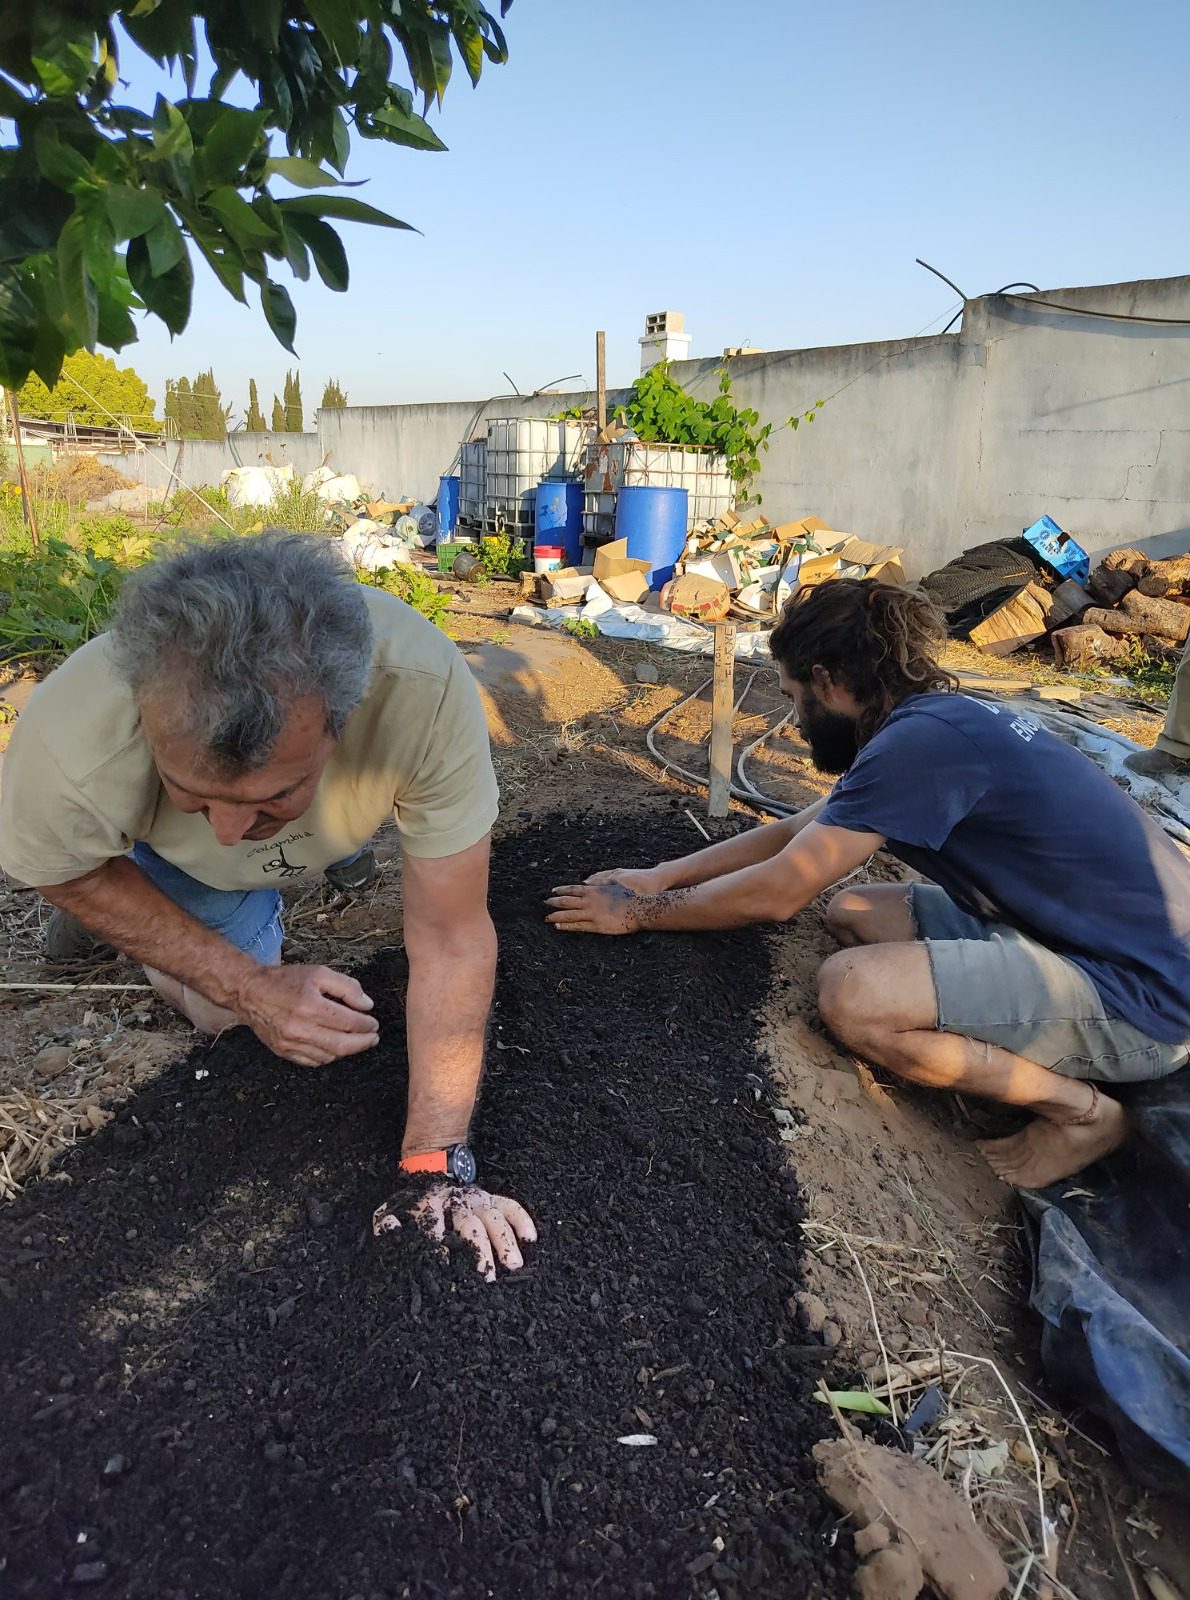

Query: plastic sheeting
530,582,776,662
1020,1070,1190,1497
338,520,416,572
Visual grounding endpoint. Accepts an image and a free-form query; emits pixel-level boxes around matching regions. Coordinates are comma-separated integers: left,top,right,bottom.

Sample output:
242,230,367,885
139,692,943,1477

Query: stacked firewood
1049,549,1190,669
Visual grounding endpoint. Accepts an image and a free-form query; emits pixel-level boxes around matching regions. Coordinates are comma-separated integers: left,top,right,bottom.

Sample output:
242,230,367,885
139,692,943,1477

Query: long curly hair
769,578,956,745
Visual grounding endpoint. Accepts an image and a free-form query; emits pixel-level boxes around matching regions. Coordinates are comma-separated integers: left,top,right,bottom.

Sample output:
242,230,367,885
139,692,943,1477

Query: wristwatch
399,1144,477,1185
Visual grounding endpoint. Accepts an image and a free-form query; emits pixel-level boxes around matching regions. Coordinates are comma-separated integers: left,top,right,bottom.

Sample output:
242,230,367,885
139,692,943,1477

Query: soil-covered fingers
488,1193,538,1244
446,1197,497,1282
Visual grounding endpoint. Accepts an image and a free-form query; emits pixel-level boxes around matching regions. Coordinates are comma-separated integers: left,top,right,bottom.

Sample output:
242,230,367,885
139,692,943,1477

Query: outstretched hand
373,1183,537,1282
545,878,643,935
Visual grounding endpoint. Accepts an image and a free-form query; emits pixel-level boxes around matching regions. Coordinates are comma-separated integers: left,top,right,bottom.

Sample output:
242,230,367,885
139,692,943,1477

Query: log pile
1049,547,1190,669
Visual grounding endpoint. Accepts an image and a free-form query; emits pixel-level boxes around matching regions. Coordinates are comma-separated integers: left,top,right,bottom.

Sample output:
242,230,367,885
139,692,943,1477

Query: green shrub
0,538,136,661
479,531,528,577
362,564,452,631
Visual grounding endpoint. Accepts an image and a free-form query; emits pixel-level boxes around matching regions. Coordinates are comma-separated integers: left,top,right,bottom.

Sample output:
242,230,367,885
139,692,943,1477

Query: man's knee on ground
816,949,870,1043
824,889,870,947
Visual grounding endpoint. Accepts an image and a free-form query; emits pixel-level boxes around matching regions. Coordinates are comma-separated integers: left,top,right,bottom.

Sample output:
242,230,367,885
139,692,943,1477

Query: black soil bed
0,814,852,1600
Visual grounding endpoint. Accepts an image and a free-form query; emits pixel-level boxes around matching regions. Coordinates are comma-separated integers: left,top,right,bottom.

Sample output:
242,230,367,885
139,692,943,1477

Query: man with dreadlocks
546,579,1190,1188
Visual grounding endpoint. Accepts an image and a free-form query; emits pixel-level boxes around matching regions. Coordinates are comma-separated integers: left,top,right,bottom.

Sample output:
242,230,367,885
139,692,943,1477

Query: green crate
437,540,478,573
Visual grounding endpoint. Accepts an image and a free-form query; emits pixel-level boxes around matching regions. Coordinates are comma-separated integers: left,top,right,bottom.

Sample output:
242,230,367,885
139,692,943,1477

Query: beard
798,694,861,774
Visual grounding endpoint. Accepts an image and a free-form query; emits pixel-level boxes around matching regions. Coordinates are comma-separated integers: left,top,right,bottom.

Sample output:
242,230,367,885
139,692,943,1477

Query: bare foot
978,1094,1128,1188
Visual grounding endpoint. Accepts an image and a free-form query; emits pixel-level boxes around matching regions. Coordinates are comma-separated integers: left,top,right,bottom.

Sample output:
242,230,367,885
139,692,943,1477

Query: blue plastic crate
1022,515,1090,586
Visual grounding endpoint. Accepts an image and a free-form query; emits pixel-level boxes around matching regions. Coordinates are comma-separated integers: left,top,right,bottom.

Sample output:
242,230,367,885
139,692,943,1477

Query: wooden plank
968,582,1052,656
708,621,737,818
595,329,607,432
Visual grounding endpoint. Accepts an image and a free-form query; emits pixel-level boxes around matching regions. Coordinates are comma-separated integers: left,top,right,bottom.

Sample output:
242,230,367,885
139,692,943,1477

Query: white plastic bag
340,520,415,572
220,465,295,508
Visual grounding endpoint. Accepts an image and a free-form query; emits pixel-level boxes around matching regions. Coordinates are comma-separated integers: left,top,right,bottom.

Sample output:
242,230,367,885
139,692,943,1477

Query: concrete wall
315,392,628,504
99,274,1190,576
666,275,1190,574
99,431,323,494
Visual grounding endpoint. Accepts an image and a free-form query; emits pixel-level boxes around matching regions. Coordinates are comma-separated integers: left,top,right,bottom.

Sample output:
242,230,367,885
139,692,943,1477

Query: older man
0,533,534,1279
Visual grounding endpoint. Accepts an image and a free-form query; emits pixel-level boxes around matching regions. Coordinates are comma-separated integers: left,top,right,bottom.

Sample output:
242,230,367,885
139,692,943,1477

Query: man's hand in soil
545,879,643,935
373,1184,537,1282
235,963,379,1067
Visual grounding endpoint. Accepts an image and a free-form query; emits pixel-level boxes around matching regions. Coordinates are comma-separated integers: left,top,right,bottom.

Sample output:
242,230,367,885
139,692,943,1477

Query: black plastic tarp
1020,1071,1190,1497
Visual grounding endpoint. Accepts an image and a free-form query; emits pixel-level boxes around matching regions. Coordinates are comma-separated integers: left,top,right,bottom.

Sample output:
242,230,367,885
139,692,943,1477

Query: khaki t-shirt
0,586,498,892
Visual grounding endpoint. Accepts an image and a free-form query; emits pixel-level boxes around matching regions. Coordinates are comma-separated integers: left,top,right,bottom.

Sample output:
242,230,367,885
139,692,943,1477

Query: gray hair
110,533,374,770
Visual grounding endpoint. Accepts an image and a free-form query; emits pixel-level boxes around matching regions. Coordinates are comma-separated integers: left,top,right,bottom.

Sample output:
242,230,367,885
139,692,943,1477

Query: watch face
448,1144,477,1185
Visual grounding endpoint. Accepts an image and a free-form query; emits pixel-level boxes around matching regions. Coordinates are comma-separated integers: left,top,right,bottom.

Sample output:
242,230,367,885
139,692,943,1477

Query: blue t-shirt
819,693,1190,1044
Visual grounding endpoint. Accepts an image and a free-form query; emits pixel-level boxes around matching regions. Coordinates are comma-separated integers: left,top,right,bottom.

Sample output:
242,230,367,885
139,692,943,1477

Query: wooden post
708,620,737,818
595,330,607,432
4,389,39,547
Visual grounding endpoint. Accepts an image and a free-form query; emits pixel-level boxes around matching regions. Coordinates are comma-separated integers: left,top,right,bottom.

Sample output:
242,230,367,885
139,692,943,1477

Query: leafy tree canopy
321,376,348,409
0,2,512,391
17,347,160,431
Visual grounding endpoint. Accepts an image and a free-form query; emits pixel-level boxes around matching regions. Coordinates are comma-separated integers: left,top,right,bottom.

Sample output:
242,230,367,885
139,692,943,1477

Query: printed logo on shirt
260,843,307,879
1009,714,1040,743
247,829,313,861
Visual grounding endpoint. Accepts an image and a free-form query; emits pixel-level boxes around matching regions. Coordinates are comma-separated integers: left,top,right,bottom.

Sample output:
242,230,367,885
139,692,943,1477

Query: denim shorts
132,843,285,963
911,883,1190,1084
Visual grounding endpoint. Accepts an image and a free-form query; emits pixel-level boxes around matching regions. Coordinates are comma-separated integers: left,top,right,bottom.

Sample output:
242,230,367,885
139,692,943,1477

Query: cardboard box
540,568,589,604
819,532,906,585
594,539,652,604
771,515,833,544
686,551,742,590
792,553,842,588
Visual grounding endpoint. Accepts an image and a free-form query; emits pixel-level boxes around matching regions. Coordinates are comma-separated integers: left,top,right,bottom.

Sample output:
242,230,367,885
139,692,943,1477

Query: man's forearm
401,914,497,1157
40,858,258,1009
628,858,814,933
655,796,831,890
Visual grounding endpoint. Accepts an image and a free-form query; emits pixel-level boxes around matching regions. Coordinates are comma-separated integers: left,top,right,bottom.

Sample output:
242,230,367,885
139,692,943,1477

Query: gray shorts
911,884,1190,1084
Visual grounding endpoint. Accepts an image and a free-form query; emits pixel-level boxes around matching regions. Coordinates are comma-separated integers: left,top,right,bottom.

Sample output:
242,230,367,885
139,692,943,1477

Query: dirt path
0,814,854,1600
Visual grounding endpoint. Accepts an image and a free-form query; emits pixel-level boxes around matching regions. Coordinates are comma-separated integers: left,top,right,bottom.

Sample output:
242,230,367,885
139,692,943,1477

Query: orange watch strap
399,1150,449,1175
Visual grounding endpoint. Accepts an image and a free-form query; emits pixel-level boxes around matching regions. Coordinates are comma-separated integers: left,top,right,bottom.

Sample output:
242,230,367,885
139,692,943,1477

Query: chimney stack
639,310,691,373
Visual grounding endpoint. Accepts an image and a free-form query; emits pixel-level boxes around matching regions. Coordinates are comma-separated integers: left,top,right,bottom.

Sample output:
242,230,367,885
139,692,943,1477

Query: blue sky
118,0,1189,421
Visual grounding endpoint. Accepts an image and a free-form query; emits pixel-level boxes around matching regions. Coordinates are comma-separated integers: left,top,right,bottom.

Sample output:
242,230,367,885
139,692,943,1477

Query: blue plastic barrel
437,474,460,538
534,480,583,565
615,486,689,588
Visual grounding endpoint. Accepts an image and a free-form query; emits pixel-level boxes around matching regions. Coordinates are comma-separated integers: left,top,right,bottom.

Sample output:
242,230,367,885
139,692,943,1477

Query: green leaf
200,107,270,187
276,196,414,231
31,38,96,99
187,223,248,304
145,212,186,276
812,1391,893,1417
263,156,343,189
261,279,297,353
57,214,98,346
103,184,166,241
0,271,39,390
362,102,447,152
329,108,350,174
306,0,361,65
33,128,96,193
126,233,193,334
151,96,193,162
283,213,348,291
453,18,485,86
95,281,137,349
0,181,73,264
205,186,282,252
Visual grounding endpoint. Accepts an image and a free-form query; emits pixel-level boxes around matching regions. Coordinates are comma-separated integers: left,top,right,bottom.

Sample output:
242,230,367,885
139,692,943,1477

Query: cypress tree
271,395,286,433
246,379,267,432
